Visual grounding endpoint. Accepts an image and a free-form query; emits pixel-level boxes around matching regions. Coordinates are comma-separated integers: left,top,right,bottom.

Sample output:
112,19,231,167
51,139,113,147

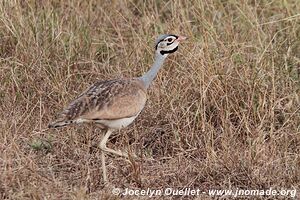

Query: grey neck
139,52,167,89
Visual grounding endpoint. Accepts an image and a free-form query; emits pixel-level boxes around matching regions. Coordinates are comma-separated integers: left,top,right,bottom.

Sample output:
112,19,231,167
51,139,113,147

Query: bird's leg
101,150,107,183
100,129,129,158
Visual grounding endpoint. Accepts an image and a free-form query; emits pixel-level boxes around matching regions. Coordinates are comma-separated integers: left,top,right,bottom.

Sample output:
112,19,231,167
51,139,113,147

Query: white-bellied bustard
48,34,187,182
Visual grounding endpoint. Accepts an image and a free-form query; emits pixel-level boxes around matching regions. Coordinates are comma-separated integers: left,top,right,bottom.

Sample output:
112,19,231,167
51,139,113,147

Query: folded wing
48,79,147,128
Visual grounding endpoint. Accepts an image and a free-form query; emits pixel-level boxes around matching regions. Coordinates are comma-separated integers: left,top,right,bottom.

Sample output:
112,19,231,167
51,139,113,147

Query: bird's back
48,78,147,129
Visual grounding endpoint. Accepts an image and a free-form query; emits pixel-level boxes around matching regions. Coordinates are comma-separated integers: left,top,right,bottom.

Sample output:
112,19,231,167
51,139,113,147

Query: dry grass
1,0,300,199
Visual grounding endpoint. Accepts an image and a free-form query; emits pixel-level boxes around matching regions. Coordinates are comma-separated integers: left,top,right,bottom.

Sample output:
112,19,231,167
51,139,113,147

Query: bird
48,34,187,183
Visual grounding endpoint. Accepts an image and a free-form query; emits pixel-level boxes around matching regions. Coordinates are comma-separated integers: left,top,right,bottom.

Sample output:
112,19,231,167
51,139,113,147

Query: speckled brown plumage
48,78,147,128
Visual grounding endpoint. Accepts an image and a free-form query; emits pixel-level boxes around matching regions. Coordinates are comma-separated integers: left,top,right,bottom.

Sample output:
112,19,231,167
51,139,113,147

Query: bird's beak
177,36,188,42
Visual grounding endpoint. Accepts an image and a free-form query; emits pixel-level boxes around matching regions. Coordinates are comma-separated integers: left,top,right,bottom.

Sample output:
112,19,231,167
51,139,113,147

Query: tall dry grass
0,0,299,199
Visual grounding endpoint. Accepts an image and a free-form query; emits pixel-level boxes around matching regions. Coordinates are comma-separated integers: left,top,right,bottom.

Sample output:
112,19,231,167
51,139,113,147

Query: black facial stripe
160,35,178,43
155,35,179,49
168,34,178,39
166,42,173,46
160,46,178,55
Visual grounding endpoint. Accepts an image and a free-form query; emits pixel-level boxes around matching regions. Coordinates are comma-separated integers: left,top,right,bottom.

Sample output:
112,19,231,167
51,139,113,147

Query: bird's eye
167,38,173,42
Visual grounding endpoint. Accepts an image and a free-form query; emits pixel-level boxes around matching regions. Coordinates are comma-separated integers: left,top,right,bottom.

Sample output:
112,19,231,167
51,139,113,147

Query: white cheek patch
163,41,178,51
158,42,167,48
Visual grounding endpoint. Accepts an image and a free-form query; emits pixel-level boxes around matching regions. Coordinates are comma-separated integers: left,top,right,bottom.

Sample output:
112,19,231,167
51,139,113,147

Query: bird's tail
48,118,74,128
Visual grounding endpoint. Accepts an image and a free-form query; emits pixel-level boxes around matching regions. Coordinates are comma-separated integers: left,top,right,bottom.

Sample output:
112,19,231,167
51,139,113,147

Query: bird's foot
103,180,114,188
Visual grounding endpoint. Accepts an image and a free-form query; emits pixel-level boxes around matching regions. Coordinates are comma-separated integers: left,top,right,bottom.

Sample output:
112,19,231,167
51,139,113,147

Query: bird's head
155,34,187,57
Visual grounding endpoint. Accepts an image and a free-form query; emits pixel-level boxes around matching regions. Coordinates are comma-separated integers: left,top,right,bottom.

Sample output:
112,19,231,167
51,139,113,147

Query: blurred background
0,0,299,199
